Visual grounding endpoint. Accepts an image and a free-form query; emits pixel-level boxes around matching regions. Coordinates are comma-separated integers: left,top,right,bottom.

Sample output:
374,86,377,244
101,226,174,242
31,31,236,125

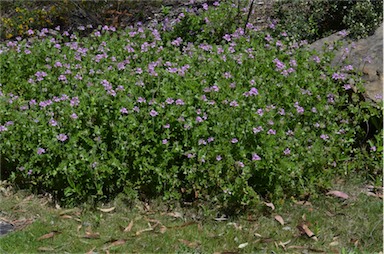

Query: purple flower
256,108,264,116
70,97,80,107
236,161,245,168
249,87,258,96
187,153,195,159
37,148,46,155
0,125,8,132
283,148,291,155
137,97,146,103
49,119,58,126
163,123,170,129
343,84,352,90
320,134,329,140
230,100,239,107
231,138,238,144
286,130,294,136
253,126,263,134
207,137,214,143
196,116,203,123
162,139,168,145
132,106,140,113
216,155,222,161
57,133,68,142
370,146,377,152
252,153,261,161
175,99,185,105
165,98,174,104
120,107,128,114
211,85,219,92
296,106,304,114
223,34,231,42
70,113,78,119
198,139,207,145
267,129,276,135
149,110,158,117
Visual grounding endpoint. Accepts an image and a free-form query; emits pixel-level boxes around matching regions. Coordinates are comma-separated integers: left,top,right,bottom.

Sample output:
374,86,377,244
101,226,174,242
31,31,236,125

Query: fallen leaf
37,231,61,241
97,207,115,213
104,239,126,250
59,208,78,216
274,215,284,225
329,241,339,246
238,242,248,249
178,239,200,248
85,247,96,254
77,224,82,232
297,224,317,240
169,221,196,229
159,225,167,234
264,202,275,210
60,215,72,219
287,245,304,249
123,220,134,232
82,231,100,239
214,215,228,221
326,191,349,199
294,200,312,206
135,222,159,236
167,212,183,219
254,233,262,237
37,247,55,252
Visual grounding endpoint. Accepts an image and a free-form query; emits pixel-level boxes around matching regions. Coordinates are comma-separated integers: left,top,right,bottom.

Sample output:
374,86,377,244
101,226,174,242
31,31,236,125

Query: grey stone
307,23,383,103
0,220,14,236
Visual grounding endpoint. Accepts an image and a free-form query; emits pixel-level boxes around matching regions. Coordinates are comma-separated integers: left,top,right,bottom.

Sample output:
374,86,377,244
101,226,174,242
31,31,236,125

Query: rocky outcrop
308,23,383,104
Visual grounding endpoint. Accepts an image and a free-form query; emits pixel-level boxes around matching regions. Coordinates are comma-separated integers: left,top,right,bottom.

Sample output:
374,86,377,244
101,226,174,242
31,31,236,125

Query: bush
271,0,383,42
0,1,382,209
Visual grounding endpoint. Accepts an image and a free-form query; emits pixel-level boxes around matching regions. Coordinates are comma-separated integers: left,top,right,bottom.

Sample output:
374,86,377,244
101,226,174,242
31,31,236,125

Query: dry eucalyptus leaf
178,239,200,248
85,247,96,254
123,220,134,232
167,212,183,219
326,191,349,199
97,207,116,213
274,215,284,226
264,202,275,210
37,247,55,252
37,231,61,241
83,232,100,239
238,242,248,249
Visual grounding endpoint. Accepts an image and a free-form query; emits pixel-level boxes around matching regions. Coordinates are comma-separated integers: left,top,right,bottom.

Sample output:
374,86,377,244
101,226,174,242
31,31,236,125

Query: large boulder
308,23,383,104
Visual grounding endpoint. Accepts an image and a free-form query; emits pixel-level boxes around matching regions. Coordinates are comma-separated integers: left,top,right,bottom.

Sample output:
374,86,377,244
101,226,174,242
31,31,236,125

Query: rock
307,23,383,103
0,220,14,236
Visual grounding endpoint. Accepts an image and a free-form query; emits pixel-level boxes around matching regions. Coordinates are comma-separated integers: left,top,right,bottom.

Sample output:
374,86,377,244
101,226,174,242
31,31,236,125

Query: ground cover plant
0,0,382,213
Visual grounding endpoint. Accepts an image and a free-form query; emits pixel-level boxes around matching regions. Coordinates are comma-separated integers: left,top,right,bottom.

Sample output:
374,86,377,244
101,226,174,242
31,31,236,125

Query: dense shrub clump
272,0,383,42
0,1,382,208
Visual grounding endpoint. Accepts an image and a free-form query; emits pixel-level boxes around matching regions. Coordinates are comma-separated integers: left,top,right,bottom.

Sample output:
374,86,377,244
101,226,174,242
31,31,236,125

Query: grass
0,175,382,253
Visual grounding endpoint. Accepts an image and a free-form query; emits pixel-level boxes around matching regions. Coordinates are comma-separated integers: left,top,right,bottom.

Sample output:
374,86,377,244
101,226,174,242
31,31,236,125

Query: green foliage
163,1,244,44
272,0,383,42
0,1,382,209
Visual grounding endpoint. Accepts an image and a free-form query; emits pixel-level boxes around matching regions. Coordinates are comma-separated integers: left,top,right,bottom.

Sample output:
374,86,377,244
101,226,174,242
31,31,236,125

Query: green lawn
0,176,382,253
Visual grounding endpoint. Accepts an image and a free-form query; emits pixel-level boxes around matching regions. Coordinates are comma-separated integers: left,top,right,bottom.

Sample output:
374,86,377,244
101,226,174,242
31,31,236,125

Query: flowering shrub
0,1,382,207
